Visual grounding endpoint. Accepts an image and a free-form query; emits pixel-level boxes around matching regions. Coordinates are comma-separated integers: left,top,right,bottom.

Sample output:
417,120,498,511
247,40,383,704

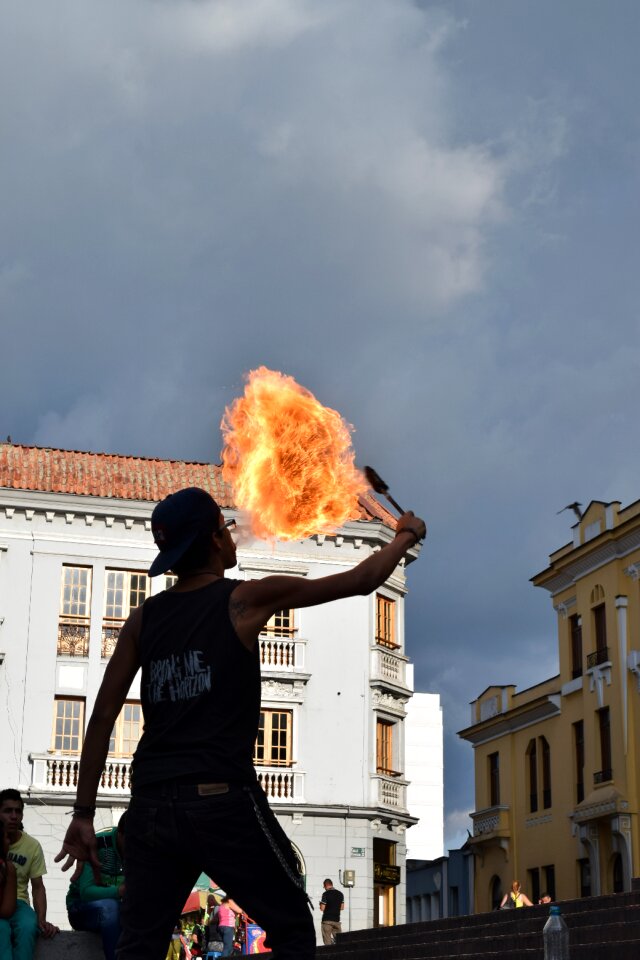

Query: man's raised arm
230,511,425,645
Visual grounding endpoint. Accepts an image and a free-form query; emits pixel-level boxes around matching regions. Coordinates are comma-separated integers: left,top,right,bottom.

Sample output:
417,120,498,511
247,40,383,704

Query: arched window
612,853,624,893
526,739,538,813
540,736,552,809
490,876,502,911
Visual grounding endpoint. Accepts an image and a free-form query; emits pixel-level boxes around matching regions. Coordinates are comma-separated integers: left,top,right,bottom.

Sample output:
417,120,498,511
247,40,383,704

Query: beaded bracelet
395,528,418,547
71,804,96,819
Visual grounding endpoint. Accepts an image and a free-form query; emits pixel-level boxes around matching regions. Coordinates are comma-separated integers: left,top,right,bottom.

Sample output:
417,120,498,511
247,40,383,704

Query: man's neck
8,829,23,846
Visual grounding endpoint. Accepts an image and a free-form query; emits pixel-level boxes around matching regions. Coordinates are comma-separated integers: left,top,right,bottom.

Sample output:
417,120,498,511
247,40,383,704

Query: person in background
166,921,183,960
500,880,533,908
0,788,59,960
218,895,242,957
319,878,344,945
66,813,127,960
0,820,17,920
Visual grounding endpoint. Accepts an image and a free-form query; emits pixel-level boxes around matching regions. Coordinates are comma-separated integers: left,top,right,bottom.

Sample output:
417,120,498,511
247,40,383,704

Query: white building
404,670,444,861
0,442,425,940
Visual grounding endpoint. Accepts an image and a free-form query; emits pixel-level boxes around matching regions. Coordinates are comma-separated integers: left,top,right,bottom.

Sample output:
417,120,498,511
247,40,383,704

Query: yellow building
459,499,640,912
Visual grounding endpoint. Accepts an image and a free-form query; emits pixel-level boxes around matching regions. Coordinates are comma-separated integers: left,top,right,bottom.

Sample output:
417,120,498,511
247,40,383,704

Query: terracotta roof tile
0,444,396,527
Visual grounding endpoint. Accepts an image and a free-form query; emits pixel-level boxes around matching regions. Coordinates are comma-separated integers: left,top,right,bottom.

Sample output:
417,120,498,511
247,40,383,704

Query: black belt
135,780,236,800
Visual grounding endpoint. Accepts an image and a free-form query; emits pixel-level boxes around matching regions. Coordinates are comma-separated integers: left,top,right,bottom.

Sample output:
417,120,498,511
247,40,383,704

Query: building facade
406,845,473,922
459,499,640,912
0,443,423,938
404,678,444,862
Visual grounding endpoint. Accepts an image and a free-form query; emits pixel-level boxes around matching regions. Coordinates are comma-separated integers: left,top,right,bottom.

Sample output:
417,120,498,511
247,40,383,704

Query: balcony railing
259,635,305,671
594,768,613,785
587,647,610,669
470,805,511,838
371,649,407,688
57,619,90,657
102,620,124,658
256,767,305,802
31,754,133,796
31,754,305,803
372,774,408,811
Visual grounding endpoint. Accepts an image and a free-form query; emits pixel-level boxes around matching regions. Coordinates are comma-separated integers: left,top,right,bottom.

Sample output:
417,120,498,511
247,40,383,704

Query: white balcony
259,635,306,672
371,648,407,689
31,754,305,805
256,767,305,803
372,773,408,811
30,753,132,797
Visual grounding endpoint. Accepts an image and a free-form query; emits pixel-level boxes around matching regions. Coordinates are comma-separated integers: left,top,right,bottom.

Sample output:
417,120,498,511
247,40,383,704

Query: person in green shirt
66,814,127,960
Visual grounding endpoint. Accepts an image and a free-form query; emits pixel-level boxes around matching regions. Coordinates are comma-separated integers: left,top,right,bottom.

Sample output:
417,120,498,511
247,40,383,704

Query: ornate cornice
371,690,408,716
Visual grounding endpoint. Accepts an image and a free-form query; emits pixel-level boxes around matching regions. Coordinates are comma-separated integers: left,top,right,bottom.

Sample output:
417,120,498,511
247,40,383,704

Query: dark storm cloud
3,0,640,847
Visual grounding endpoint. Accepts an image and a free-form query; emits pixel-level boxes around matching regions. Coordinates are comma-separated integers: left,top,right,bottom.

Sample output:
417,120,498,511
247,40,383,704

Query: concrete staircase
317,889,640,960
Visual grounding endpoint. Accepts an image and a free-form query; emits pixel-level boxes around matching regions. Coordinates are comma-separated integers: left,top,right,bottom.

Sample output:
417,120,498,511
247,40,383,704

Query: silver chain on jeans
244,787,313,910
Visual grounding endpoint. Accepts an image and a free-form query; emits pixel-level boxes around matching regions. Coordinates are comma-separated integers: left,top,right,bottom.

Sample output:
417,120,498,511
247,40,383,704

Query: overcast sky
2,0,639,850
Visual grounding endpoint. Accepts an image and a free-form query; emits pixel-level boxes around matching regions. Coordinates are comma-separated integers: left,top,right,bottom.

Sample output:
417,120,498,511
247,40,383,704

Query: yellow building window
376,596,398,648
58,566,92,657
254,710,292,767
488,752,500,806
52,698,85,753
109,702,143,756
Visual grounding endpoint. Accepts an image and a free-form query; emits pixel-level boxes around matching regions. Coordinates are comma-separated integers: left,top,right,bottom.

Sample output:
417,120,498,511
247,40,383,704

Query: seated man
67,814,127,960
0,788,58,960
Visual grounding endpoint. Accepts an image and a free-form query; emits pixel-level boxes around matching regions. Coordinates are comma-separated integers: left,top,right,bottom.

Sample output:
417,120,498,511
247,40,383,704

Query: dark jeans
68,898,121,960
219,924,235,956
117,782,314,960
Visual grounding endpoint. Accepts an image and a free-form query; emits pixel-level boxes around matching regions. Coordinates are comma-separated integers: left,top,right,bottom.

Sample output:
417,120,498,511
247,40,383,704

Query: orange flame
221,367,367,541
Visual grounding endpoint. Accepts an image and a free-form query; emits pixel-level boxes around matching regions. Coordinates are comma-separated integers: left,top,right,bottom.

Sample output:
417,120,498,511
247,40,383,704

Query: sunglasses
215,518,237,536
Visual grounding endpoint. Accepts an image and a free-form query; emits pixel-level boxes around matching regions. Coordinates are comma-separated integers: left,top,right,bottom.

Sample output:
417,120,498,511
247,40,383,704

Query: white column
616,596,629,753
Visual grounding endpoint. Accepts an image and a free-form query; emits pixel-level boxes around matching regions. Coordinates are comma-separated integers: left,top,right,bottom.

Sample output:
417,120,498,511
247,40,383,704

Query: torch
363,466,406,517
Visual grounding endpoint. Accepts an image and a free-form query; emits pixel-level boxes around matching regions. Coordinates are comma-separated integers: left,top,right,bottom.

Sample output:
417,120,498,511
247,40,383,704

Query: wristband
72,804,96,819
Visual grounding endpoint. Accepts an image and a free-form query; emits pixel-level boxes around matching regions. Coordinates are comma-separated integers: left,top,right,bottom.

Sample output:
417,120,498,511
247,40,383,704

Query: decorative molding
540,527,640,596
65,513,74,525
45,511,55,523
104,517,114,528
628,650,640,692
624,562,640,581
371,690,408,716
334,536,344,548
124,518,134,530
261,679,304,702
85,515,95,526
315,535,326,546
554,597,576,619
239,558,309,577
25,510,34,521
561,676,583,697
587,662,612,708
4,508,14,519
525,814,552,828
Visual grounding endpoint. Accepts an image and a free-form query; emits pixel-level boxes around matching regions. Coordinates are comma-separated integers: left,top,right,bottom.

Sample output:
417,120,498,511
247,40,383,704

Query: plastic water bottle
543,904,569,960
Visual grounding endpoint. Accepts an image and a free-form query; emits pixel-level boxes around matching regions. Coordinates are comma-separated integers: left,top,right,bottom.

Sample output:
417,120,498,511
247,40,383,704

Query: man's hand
395,511,426,544
38,920,59,939
54,817,101,883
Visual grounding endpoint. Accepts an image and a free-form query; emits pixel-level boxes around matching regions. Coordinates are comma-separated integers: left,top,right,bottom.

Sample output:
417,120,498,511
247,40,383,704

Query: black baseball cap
148,487,221,577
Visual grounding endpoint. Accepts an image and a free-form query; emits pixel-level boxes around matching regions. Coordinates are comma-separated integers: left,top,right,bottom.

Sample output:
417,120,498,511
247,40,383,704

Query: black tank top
131,578,260,788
